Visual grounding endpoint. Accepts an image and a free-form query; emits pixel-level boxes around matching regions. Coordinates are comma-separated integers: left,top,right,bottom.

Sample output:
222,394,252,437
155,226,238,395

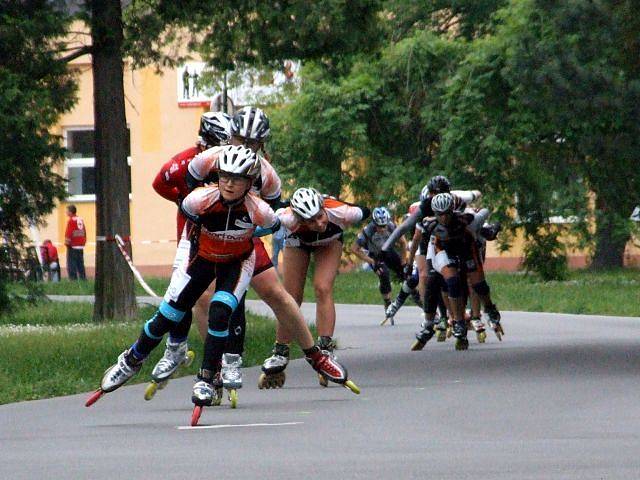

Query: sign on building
177,61,299,109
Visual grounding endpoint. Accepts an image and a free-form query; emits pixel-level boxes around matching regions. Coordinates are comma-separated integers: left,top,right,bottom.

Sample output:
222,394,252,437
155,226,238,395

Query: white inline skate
85,348,143,407
221,353,242,408
470,317,487,343
258,343,290,389
144,338,195,401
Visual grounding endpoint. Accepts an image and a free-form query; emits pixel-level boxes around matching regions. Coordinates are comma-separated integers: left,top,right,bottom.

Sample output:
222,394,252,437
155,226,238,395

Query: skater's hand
373,262,385,276
403,264,413,279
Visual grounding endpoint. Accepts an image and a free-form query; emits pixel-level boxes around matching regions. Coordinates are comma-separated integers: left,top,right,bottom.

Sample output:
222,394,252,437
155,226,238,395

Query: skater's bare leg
195,283,216,341
252,266,314,349
276,246,311,343
312,241,342,338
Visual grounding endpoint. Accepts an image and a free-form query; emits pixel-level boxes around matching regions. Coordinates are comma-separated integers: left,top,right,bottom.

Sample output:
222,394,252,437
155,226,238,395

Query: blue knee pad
473,280,490,296
207,301,233,338
211,291,238,312
445,276,463,298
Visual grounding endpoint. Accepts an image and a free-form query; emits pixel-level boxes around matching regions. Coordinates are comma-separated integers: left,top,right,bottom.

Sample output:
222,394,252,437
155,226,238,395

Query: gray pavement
2,301,640,479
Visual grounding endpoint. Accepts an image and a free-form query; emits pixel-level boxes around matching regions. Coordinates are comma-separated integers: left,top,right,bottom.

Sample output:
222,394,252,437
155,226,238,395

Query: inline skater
260,187,370,387
351,206,420,318
86,146,358,420
147,111,230,397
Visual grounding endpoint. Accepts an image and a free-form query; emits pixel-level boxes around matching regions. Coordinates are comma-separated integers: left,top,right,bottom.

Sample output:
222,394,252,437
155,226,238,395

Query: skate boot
485,304,504,341
85,348,143,407
221,353,242,408
453,320,469,350
306,346,360,394
470,317,487,343
258,343,290,389
190,369,223,426
411,320,435,351
144,338,195,400
381,300,400,326
316,336,337,387
435,318,448,342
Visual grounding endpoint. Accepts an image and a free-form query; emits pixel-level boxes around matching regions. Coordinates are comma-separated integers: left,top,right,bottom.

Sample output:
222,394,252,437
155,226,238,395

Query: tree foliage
272,0,640,276
0,1,77,310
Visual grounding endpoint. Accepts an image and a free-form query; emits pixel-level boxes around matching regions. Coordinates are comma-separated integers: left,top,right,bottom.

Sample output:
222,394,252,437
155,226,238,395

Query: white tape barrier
114,234,159,298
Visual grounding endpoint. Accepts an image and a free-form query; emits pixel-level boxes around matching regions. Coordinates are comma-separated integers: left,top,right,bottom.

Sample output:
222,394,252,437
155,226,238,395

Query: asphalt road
2,302,640,479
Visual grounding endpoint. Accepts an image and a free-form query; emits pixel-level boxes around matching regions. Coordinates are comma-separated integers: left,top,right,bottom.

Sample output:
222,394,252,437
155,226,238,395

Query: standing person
87,146,357,417
260,187,369,387
40,239,60,282
64,205,86,280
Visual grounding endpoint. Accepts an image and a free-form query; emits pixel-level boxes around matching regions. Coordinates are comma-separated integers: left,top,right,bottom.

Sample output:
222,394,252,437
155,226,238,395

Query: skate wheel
446,327,452,339
191,405,203,427
477,330,487,344
390,316,395,326
410,339,425,351
228,389,238,409
436,331,446,342
144,382,158,401
380,316,389,326
157,379,169,390
318,374,329,388
344,380,360,395
184,350,196,367
258,371,285,389
85,389,104,407
455,339,469,351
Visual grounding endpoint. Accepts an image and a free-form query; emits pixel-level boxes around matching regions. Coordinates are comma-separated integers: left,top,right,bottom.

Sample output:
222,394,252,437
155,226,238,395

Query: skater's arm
382,209,420,252
405,228,422,268
350,241,376,267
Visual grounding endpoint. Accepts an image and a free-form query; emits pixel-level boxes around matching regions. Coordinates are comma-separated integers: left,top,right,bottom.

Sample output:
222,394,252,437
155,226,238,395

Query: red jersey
65,216,87,248
182,186,277,262
152,146,201,240
40,241,59,263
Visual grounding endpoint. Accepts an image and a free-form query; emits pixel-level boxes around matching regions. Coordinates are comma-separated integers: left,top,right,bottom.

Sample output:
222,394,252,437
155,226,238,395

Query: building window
64,127,132,201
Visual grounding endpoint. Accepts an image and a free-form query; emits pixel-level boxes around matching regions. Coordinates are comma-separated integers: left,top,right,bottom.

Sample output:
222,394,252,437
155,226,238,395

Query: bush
522,231,568,281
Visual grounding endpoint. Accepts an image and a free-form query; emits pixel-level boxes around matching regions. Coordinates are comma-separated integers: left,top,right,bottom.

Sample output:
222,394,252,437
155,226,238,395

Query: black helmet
427,175,451,194
199,111,231,147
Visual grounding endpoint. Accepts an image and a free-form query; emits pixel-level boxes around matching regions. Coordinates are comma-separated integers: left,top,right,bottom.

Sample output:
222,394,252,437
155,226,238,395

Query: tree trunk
591,194,629,270
91,0,136,320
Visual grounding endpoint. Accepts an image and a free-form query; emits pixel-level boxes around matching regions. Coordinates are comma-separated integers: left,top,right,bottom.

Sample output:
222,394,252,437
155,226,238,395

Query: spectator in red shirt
40,239,60,282
65,204,87,280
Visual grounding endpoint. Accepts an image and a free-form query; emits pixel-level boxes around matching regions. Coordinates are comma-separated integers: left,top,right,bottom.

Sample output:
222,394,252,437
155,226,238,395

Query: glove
373,262,385,276
403,263,413,279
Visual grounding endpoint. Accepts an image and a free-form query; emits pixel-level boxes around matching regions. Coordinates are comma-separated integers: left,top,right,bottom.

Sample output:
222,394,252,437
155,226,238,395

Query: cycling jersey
356,221,397,258
280,198,366,247
188,146,281,202
182,187,277,262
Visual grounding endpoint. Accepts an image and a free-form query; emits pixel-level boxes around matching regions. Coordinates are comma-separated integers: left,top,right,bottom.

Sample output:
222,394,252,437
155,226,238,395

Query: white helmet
372,207,391,226
230,106,270,141
431,193,454,214
291,188,324,219
218,145,261,179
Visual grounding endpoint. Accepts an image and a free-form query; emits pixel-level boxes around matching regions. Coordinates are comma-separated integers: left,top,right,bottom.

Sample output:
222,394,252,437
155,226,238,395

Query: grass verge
7,268,639,316
0,302,305,405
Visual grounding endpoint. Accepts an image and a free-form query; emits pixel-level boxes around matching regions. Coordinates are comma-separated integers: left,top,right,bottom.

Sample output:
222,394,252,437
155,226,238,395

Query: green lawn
0,301,295,405
7,268,640,316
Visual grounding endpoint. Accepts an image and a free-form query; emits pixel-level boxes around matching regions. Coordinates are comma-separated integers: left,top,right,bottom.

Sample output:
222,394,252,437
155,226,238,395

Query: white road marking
177,421,303,431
